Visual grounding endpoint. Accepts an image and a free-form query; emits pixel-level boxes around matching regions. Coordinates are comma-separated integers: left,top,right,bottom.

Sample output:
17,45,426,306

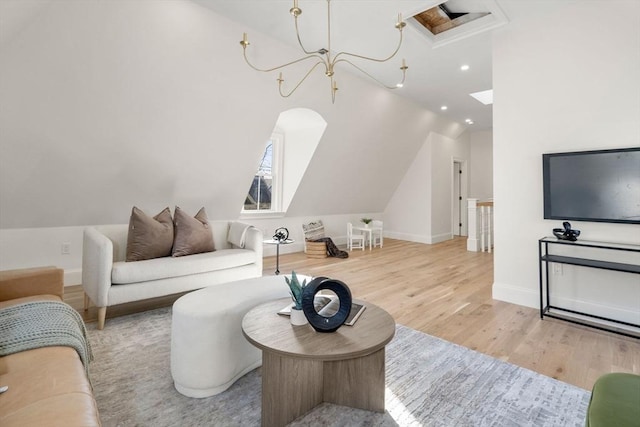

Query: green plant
361,218,372,225
285,271,307,310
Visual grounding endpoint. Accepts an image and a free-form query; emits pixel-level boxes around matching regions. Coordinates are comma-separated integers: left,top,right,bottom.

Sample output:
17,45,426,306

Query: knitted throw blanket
311,237,349,259
0,301,93,372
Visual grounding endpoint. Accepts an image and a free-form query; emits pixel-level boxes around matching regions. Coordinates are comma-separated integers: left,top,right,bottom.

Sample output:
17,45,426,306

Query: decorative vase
290,308,307,326
364,223,370,228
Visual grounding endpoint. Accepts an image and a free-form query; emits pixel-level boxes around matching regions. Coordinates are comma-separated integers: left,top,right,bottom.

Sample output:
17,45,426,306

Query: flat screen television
542,147,640,224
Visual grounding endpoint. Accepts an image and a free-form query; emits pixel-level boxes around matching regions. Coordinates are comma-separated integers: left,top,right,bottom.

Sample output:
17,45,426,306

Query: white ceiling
193,0,506,130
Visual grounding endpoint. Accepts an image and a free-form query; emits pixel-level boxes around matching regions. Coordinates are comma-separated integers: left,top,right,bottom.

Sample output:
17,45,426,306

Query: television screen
543,147,640,224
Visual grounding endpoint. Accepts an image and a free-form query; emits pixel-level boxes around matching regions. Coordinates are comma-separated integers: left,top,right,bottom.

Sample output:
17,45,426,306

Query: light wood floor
64,237,639,391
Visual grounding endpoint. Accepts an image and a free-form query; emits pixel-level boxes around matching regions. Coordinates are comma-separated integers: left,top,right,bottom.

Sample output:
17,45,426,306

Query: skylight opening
470,89,493,105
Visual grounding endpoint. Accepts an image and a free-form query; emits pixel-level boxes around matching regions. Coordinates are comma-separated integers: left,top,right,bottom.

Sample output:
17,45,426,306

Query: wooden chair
347,222,365,251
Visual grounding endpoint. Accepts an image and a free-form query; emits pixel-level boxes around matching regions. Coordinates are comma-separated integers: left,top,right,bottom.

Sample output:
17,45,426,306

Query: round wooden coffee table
242,298,395,426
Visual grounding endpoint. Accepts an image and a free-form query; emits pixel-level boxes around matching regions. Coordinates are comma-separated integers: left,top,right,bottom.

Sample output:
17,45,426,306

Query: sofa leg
83,293,90,311
97,307,107,330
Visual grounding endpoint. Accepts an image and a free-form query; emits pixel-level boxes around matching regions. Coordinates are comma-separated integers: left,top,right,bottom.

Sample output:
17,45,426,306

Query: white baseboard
493,282,640,325
262,236,349,257
431,232,453,244
384,231,431,244
263,242,306,257
384,230,452,245
492,282,539,309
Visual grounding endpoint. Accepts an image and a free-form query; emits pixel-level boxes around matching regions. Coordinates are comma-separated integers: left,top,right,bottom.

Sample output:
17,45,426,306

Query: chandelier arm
293,15,321,55
278,61,327,97
334,59,407,90
243,48,326,73
332,30,403,64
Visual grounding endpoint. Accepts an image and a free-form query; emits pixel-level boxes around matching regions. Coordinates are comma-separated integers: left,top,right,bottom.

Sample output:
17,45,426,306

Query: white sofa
82,221,263,329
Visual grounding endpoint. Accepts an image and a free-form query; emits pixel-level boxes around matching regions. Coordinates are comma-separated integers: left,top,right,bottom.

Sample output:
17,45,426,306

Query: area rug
86,307,590,426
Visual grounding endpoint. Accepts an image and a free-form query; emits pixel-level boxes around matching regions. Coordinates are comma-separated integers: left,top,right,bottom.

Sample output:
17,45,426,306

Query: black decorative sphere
301,277,352,333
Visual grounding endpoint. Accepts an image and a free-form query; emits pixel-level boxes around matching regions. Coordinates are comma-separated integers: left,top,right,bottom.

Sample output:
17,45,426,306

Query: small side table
262,239,294,275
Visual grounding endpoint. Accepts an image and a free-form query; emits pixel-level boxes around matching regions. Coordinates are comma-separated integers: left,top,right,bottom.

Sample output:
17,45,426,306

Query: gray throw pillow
126,207,174,262
172,206,215,257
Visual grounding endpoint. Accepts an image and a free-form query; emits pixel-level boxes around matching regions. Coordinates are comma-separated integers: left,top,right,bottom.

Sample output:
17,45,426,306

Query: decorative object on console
301,276,352,333
273,227,289,242
126,206,174,262
361,218,372,227
239,0,408,103
285,271,308,325
552,221,580,241
172,207,215,257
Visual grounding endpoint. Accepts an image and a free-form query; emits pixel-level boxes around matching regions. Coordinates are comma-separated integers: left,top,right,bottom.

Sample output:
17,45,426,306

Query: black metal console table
538,237,640,338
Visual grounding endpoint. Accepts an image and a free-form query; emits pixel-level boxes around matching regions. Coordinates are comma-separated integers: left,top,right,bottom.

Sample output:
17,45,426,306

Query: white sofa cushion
111,249,256,285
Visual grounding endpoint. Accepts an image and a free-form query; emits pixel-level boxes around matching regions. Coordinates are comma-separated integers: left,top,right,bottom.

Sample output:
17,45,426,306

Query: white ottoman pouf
170,275,301,398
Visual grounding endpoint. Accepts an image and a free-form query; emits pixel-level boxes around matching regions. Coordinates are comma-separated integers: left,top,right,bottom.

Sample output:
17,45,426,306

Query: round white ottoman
170,275,299,398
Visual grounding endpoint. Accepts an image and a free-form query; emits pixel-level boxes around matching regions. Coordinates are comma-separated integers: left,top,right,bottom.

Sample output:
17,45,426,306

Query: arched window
242,108,326,216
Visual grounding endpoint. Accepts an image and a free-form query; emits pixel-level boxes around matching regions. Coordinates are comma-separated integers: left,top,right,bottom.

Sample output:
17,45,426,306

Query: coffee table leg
261,351,323,427
323,348,386,412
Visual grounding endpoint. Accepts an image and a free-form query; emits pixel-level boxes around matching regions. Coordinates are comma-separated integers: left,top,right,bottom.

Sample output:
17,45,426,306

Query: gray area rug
87,307,590,426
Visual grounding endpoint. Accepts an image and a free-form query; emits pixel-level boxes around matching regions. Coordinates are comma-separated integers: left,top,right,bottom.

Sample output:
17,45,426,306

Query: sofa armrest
243,226,263,274
82,227,114,307
0,266,64,302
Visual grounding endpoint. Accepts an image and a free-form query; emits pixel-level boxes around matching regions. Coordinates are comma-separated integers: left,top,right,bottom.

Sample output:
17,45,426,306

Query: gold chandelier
240,0,408,103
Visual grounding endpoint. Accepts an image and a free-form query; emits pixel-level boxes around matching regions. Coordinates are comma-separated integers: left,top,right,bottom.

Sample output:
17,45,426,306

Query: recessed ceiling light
470,89,493,105
396,83,404,88
441,106,448,110
465,119,472,123
460,64,470,71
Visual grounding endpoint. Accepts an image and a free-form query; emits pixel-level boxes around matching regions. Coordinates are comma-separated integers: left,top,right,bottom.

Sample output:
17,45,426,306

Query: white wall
383,135,433,243
277,110,326,213
384,131,470,243
0,0,466,280
492,1,640,324
430,132,471,241
0,0,466,230
469,130,493,200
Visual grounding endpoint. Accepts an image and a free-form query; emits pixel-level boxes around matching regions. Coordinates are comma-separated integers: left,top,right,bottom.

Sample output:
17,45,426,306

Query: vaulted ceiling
193,0,505,130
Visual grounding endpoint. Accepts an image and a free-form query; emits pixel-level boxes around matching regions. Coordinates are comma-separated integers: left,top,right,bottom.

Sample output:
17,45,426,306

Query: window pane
244,143,273,211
